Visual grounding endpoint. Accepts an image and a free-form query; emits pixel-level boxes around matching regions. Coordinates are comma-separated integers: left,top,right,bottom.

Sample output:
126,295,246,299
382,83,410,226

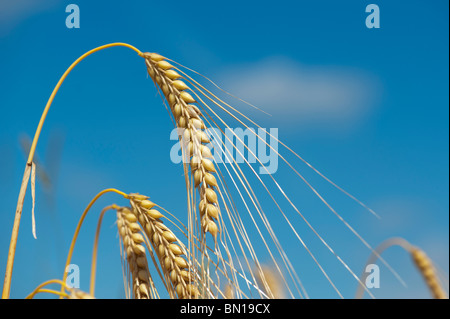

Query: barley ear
144,53,221,238
130,197,199,299
411,247,447,299
117,206,153,299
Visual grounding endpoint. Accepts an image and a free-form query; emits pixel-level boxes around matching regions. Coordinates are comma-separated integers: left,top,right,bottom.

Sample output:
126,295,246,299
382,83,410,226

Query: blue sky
0,0,448,299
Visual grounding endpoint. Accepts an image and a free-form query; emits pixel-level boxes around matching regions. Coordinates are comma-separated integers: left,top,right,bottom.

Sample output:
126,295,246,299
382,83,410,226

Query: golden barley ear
411,247,448,299
3,43,143,299
143,53,220,239
25,279,88,299
129,195,199,299
117,206,154,299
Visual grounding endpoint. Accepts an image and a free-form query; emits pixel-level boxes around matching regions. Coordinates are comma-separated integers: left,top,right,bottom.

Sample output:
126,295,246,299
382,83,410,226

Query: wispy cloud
218,57,381,131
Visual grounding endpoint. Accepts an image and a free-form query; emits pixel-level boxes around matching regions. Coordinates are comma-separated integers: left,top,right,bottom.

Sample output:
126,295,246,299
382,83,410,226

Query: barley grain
411,248,447,299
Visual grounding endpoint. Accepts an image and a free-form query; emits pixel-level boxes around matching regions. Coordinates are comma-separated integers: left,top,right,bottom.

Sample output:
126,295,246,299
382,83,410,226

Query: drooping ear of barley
143,53,220,239
411,248,447,299
117,206,154,299
356,237,448,299
129,196,200,299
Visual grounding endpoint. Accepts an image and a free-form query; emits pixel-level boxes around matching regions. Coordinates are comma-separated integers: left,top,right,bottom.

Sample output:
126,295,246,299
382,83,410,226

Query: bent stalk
2,43,143,299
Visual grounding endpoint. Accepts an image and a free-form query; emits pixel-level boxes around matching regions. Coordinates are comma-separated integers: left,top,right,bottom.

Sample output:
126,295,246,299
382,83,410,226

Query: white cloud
218,57,381,131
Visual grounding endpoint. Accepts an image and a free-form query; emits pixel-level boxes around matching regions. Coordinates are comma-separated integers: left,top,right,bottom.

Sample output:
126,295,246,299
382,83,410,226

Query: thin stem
355,237,414,299
33,289,70,299
2,43,143,299
25,279,68,299
26,43,143,165
90,204,118,296
2,165,31,299
61,189,127,297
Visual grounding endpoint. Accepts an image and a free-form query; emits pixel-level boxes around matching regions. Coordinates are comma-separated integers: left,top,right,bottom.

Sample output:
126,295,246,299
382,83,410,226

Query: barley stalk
61,188,129,298
3,43,143,299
